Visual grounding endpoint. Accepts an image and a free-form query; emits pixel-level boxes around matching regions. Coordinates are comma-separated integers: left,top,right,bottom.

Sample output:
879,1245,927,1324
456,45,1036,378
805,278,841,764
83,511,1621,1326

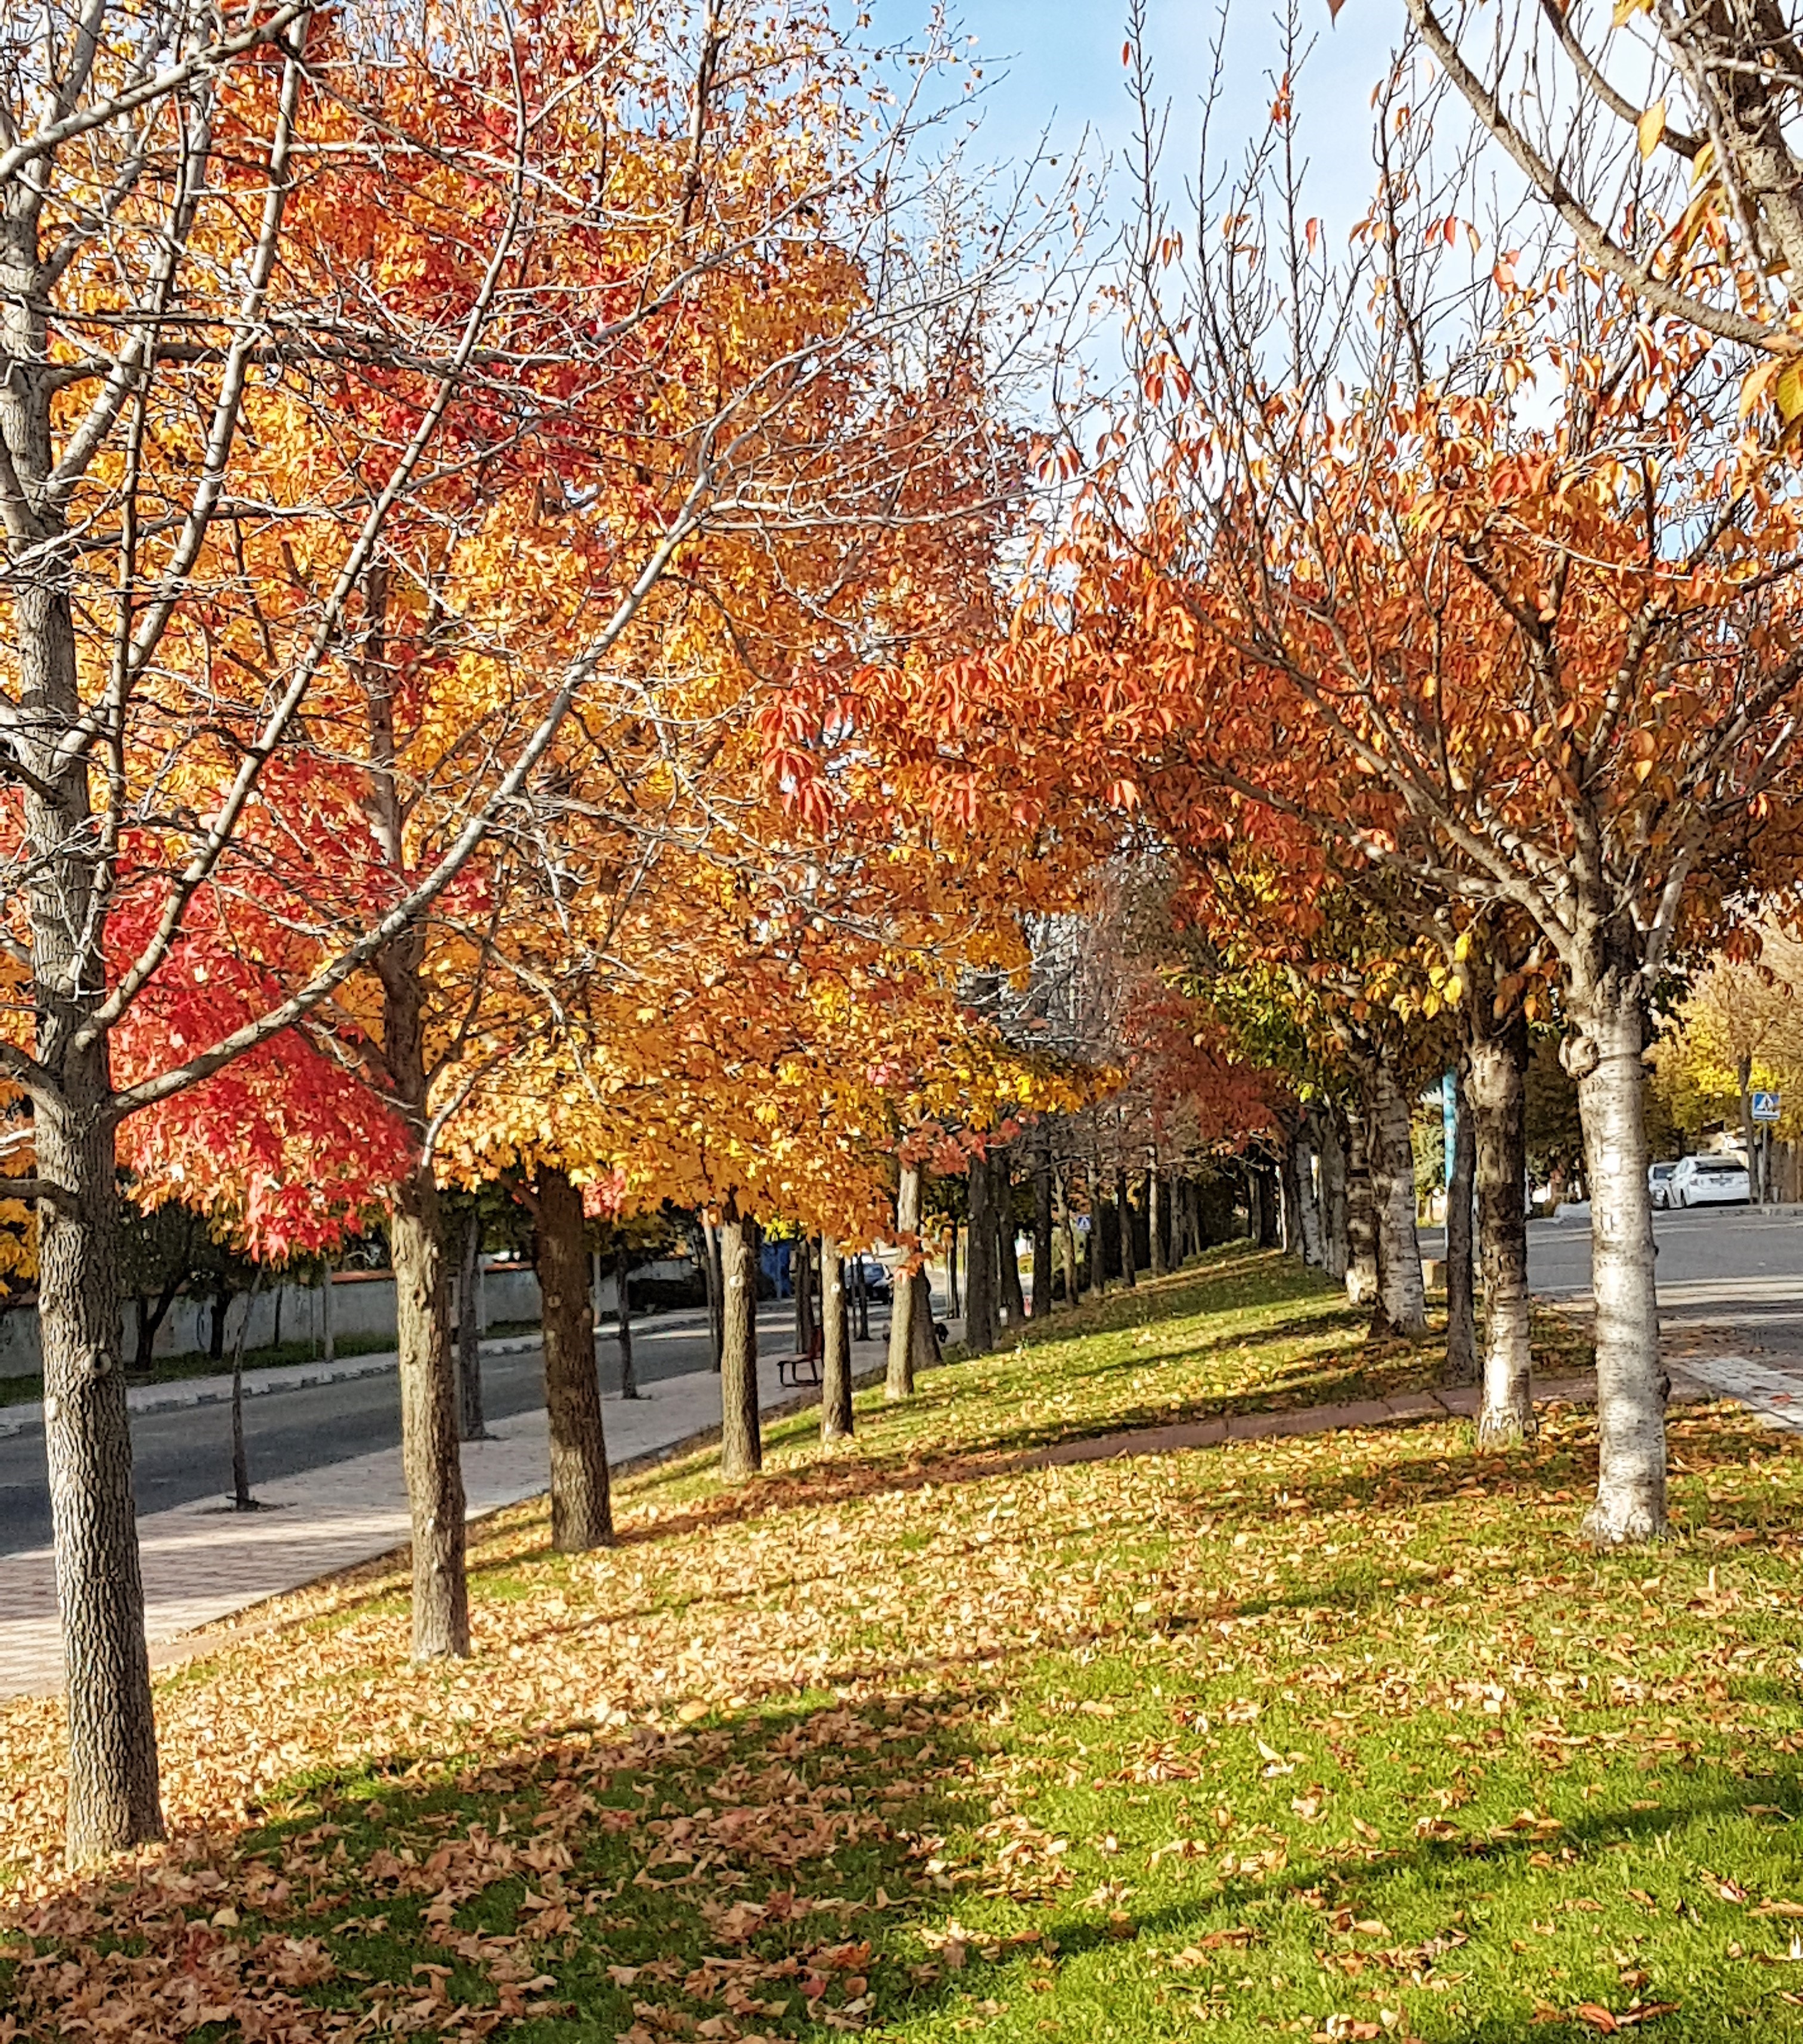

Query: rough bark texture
38,1087,165,1858
1467,1021,1533,1439
381,922,469,1660
1570,985,1667,1542
1033,1140,1056,1313
1368,1055,1427,1336
720,1201,763,1476
532,1170,612,1550
965,1151,998,1352
887,1165,925,1400
820,1236,853,1440
1343,1104,1377,1305
1445,1059,1478,1388
457,1214,488,1440
615,1241,639,1399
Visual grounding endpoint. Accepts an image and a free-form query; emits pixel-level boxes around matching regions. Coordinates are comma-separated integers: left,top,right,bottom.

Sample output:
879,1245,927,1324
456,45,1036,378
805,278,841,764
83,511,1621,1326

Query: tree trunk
998,1172,1026,1327
965,1152,997,1352
210,1288,230,1363
38,1090,165,1859
531,1170,611,1550
702,1218,724,1371
1569,983,1666,1543
851,1250,869,1341
321,1254,335,1365
1343,1102,1377,1305
1439,1063,1471,1382
1319,1114,1349,1283
793,1235,815,1357
1055,1167,1079,1308
1278,1139,1301,1257
888,1165,925,1399
1444,1056,1479,1388
1739,1054,1759,1206
1368,1056,1427,1336
1469,1017,1533,1441
615,1240,639,1399
381,916,469,1660
1115,1165,1138,1285
821,1236,853,1441
720,1199,763,1475
457,1211,488,1441
1033,1137,1055,1313
1294,1118,1326,1268
230,1274,265,1510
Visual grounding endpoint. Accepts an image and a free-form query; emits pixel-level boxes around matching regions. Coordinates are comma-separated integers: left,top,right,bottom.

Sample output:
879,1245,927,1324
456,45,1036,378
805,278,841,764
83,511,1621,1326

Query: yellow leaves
1610,0,1652,25
1635,100,1666,161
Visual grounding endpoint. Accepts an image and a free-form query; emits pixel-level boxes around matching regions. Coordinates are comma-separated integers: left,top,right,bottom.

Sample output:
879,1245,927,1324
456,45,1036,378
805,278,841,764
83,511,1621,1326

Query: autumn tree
0,0,1064,1860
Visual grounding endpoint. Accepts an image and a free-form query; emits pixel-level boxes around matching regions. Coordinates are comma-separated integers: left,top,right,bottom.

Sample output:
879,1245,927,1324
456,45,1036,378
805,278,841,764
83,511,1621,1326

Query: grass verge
2,1249,1799,2043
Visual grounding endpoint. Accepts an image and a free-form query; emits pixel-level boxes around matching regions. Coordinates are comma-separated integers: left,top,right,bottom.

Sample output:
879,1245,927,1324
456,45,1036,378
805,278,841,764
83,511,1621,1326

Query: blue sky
868,0,1418,233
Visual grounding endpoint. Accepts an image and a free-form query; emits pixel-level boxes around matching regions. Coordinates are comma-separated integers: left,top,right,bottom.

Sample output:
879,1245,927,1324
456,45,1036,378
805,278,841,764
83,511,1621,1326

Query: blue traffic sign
1752,1090,1783,1122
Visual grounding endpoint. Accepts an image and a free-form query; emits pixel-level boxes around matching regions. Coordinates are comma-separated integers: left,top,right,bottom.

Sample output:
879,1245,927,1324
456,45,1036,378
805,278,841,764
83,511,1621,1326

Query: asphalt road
0,1301,857,1559
1421,1204,1803,1355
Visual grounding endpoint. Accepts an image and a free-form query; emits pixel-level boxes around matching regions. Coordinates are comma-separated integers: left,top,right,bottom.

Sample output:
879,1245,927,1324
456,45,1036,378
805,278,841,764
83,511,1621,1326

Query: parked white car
1648,1161,1677,1209
1669,1153,1751,1208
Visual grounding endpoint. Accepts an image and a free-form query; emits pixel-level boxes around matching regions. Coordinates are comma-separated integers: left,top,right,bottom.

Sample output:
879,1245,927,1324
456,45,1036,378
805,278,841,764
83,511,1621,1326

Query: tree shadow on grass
0,1687,1058,2044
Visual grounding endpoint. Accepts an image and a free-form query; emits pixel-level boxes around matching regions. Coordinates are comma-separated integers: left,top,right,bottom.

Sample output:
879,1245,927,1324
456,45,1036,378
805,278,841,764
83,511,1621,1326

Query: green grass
7,1248,1800,2044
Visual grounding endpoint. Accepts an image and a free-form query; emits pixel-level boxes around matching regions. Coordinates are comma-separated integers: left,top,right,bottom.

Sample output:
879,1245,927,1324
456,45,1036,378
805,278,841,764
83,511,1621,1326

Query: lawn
4,1249,1802,2042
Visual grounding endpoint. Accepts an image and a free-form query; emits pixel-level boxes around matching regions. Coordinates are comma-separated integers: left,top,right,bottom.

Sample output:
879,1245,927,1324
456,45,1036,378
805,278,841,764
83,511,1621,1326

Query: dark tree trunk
457,1208,489,1441
1149,1158,1167,1276
1445,1055,1479,1387
1115,1165,1138,1284
821,1235,853,1440
998,1161,1026,1326
888,1165,925,1398
1470,1012,1535,1446
130,1276,182,1379
702,1218,724,1370
209,1288,230,1362
947,1224,960,1314
532,1168,612,1550
615,1240,639,1399
720,1199,763,1475
852,1250,870,1341
230,1273,266,1511
1033,1136,1055,1314
792,1235,815,1356
965,1151,997,1351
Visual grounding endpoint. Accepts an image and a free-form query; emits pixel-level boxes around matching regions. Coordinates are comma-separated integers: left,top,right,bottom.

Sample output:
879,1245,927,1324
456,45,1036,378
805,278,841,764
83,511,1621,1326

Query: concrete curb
0,1333,547,1442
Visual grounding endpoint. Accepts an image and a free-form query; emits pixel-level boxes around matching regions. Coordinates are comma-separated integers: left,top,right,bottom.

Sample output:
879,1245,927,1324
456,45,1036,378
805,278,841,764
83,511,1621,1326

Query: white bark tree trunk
1569,986,1666,1543
1469,1021,1533,1443
1343,1100,1378,1307
1370,1054,1427,1336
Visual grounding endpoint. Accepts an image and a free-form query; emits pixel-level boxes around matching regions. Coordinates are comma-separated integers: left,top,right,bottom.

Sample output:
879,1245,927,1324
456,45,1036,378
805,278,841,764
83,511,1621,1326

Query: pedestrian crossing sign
1752,1090,1782,1122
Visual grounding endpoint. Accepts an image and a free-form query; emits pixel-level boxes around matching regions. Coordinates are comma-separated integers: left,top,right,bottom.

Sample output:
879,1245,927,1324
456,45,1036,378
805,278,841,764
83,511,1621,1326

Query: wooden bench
777,1329,824,1388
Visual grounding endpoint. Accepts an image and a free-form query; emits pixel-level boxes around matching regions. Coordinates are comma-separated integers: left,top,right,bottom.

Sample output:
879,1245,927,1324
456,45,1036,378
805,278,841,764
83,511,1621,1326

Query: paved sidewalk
1669,1350,1803,1432
0,1330,896,1703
